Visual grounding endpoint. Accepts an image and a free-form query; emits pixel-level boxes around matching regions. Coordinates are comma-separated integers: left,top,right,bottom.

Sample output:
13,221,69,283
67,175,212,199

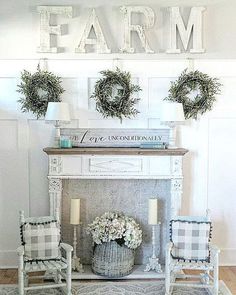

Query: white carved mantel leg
49,178,62,217
170,179,183,219
170,156,183,219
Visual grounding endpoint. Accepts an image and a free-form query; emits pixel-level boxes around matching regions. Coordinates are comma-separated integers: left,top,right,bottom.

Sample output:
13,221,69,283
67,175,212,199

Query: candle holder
144,222,162,273
72,224,84,273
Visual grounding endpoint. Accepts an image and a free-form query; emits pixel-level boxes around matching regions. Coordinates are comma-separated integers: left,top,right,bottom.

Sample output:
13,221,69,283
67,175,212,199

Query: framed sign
60,128,169,147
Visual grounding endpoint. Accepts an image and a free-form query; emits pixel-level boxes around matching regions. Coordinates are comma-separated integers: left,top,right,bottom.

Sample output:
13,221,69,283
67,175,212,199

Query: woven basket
92,241,135,278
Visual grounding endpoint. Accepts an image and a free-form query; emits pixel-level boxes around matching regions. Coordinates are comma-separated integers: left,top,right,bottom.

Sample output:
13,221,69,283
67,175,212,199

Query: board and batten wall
1,0,236,267
0,59,236,267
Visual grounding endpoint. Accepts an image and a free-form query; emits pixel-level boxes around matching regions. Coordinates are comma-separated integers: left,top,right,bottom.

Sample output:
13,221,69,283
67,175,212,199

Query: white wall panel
28,120,53,217
0,79,18,118
0,119,29,267
148,77,173,117
0,120,18,150
208,118,236,265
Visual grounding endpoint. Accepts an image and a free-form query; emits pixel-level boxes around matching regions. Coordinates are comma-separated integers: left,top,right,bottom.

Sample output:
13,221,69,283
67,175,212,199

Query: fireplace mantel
43,147,188,156
44,147,188,220
43,146,188,279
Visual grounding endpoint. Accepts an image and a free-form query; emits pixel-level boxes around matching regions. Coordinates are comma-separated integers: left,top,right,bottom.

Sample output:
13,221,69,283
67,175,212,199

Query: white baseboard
0,250,17,268
220,248,236,266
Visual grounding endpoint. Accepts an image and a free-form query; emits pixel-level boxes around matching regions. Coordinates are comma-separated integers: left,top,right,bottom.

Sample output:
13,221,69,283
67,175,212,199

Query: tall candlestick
145,198,162,273
70,199,81,225
70,198,83,273
148,198,158,225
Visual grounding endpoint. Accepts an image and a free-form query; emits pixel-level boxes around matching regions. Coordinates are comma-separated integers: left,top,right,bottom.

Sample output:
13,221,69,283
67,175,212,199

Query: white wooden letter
167,6,205,54
120,6,155,53
75,9,111,54
37,6,73,53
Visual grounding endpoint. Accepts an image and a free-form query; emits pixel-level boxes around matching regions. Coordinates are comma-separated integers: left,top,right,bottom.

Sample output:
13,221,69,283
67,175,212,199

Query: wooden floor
0,267,235,294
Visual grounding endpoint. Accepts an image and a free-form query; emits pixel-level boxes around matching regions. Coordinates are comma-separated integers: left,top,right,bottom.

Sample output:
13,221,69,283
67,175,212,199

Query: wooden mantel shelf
43,147,188,156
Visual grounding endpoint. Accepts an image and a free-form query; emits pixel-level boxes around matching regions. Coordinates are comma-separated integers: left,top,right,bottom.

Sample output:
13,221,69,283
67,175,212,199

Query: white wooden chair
17,210,73,295
165,215,220,295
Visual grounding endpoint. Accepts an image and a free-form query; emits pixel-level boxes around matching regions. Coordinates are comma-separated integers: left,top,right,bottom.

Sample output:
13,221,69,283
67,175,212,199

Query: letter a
76,9,110,53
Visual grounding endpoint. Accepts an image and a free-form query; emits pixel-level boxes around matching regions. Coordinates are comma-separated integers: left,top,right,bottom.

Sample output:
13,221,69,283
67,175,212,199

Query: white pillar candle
70,199,81,225
148,198,158,225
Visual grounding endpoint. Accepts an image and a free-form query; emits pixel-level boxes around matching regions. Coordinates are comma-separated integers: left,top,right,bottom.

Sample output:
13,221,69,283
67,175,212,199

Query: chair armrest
209,243,220,255
166,242,174,252
60,243,73,253
16,246,24,256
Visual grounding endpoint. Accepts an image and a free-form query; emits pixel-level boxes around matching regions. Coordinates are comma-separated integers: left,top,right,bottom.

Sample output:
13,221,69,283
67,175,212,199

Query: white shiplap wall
0,58,235,267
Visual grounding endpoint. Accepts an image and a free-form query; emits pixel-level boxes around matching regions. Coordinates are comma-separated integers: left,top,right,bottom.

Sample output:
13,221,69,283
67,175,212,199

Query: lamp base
53,122,61,148
144,257,162,273
72,257,84,273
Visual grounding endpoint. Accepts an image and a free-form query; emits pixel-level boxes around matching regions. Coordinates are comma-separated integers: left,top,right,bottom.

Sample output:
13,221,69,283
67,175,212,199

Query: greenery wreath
165,69,221,119
17,65,64,119
91,68,141,121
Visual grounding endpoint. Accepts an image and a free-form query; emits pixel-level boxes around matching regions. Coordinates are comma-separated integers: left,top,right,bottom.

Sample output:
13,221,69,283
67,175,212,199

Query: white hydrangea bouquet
87,212,142,250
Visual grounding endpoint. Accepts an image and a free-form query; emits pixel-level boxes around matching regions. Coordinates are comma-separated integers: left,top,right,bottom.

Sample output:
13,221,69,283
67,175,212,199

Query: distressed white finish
120,6,155,53
170,179,183,218
37,6,73,53
76,9,111,54
47,155,183,179
165,216,220,295
167,7,205,54
4,1,236,58
49,178,63,217
45,153,184,221
17,211,73,295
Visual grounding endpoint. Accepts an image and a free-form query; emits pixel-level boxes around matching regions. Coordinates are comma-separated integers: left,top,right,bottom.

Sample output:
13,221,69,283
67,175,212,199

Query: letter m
167,7,205,53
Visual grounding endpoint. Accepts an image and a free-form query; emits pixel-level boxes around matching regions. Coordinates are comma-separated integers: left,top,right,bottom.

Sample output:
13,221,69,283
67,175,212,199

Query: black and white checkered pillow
170,220,212,262
21,221,61,261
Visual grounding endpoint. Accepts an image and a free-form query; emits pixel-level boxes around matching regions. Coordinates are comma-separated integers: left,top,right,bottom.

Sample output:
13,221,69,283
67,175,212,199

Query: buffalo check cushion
170,220,212,262
21,221,61,261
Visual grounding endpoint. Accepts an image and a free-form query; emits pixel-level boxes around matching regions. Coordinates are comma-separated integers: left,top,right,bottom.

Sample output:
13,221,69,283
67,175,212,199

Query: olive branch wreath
165,69,222,119
17,65,65,119
91,68,141,121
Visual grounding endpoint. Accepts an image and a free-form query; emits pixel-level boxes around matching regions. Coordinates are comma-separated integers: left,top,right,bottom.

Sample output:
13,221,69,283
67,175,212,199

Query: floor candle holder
144,222,162,273
72,224,84,273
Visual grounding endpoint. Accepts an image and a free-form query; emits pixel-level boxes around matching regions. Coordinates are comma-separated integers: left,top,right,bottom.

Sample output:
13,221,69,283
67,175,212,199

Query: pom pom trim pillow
170,220,212,262
20,220,61,261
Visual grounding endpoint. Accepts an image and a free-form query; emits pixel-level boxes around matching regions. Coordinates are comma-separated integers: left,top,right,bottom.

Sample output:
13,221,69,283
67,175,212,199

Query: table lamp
160,102,185,148
45,102,71,147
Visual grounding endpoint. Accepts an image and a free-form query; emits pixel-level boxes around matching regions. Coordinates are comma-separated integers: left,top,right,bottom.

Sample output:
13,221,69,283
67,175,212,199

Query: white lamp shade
45,102,71,122
161,102,185,122
70,199,81,225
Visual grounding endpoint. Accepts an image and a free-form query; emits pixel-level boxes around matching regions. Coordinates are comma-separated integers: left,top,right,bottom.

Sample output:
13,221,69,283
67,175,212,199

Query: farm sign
37,6,205,54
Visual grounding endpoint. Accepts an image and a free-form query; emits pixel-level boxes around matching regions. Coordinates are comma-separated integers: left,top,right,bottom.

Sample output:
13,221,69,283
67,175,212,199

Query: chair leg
66,255,72,295
165,245,172,295
24,274,28,287
213,249,219,295
165,266,171,295
214,265,219,295
165,272,171,295
18,256,24,295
